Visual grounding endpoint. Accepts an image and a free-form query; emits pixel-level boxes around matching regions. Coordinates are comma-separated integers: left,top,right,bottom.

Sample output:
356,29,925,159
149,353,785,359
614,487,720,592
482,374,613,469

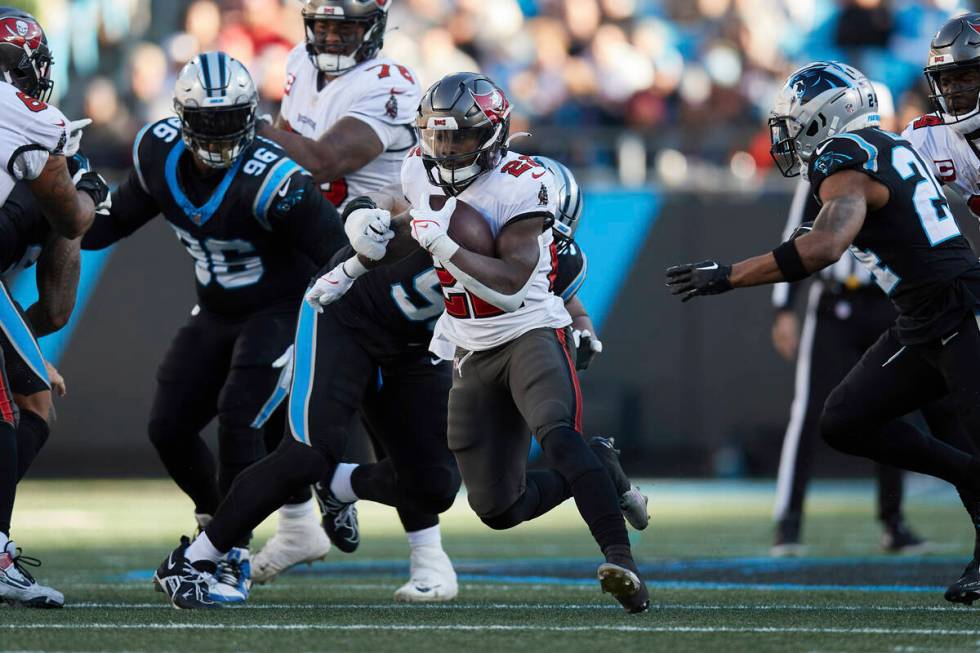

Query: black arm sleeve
81,168,160,250
274,175,348,268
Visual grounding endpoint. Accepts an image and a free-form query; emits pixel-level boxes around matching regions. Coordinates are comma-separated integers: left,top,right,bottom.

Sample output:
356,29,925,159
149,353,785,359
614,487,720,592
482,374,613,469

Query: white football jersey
0,81,68,207
902,114,980,216
400,149,572,358
279,45,420,211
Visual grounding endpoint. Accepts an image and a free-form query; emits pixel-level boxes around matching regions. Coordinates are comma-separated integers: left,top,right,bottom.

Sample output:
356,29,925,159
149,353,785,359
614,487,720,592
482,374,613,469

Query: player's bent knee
271,437,332,487
147,418,195,449
819,391,861,453
401,466,460,514
539,427,601,483
480,508,523,531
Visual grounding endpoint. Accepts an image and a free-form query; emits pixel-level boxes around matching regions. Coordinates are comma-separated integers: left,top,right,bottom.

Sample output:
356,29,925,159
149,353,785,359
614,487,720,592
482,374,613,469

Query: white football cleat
251,512,331,584
209,547,251,604
0,542,64,608
394,545,458,603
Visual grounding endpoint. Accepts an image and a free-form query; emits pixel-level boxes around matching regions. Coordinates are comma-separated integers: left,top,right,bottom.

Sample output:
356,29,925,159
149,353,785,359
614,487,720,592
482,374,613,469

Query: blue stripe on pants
0,281,48,388
288,301,317,445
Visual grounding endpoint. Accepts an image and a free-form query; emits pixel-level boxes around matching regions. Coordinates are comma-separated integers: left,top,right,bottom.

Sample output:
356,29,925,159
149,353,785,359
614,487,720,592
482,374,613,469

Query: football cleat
394,545,458,603
880,521,930,554
598,561,649,614
588,436,650,530
314,482,359,553
209,547,250,604
251,512,331,584
946,558,980,605
771,520,805,557
152,536,220,610
0,543,64,608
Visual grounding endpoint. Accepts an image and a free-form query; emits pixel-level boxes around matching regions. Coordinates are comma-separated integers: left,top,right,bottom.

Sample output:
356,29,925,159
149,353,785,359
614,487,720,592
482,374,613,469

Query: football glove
304,258,365,312
75,170,111,215
63,118,92,158
410,193,459,261
67,152,91,180
271,345,294,394
344,207,393,261
665,260,733,302
573,329,603,371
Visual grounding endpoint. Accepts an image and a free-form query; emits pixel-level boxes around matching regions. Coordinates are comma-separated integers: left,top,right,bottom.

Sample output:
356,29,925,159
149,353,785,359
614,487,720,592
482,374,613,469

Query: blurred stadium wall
7,0,979,477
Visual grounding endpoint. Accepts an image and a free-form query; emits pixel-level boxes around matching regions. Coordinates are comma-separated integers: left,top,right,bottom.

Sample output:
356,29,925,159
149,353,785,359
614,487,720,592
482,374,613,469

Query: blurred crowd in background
15,0,976,182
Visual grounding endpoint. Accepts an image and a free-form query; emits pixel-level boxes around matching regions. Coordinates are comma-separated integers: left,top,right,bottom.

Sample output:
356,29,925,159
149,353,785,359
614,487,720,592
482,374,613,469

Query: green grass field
5,478,980,652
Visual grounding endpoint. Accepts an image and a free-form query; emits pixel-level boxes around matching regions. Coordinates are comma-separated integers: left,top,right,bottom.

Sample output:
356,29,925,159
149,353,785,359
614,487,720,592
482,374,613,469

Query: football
428,194,496,257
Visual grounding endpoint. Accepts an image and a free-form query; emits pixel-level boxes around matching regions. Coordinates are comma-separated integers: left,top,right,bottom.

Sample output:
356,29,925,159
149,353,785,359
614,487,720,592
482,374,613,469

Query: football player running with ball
666,60,980,605
84,52,347,608
0,7,108,608
316,72,649,613
899,13,980,604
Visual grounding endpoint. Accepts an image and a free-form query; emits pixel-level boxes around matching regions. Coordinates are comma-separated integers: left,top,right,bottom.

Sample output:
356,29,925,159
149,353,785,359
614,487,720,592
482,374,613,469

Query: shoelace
215,558,241,587
9,549,41,584
333,502,358,534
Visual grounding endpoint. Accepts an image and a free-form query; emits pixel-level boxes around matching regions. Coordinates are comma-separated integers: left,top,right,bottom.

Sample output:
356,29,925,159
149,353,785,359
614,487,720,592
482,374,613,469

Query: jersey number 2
892,145,960,246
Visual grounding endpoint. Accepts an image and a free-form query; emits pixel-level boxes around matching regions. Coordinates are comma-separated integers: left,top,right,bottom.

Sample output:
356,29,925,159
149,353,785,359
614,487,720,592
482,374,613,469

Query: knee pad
217,422,265,467
480,508,523,531
819,389,857,453
540,427,601,484
400,465,460,514
147,418,193,451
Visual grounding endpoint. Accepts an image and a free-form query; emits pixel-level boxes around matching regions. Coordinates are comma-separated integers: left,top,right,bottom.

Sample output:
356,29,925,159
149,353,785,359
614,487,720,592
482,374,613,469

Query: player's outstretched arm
261,117,384,187
666,170,878,301
81,169,160,250
28,155,99,239
25,232,80,337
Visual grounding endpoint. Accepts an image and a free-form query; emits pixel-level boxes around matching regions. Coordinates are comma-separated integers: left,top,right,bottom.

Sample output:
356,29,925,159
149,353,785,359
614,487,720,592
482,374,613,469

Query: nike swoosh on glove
304,262,356,313
664,260,733,302
63,118,92,158
410,193,459,261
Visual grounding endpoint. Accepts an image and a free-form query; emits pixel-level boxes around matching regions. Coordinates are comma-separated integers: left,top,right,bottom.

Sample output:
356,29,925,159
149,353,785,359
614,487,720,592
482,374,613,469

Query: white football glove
345,207,393,261
271,344,294,393
63,118,92,158
410,193,459,261
303,257,366,313
572,329,603,371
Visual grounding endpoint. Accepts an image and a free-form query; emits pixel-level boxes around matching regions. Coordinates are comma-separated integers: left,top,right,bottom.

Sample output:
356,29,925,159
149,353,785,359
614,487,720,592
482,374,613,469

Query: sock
185,531,224,564
0,421,16,536
280,497,316,525
407,524,441,549
15,410,49,481
397,504,439,533
330,462,359,503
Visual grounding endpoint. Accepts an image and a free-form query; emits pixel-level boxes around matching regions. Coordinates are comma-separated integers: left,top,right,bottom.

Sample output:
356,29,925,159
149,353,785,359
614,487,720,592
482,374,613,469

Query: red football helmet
0,7,53,102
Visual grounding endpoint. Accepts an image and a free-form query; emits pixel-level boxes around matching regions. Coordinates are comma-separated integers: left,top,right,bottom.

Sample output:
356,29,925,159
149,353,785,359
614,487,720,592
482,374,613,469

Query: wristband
342,196,378,223
429,234,460,262
772,240,809,282
341,255,369,279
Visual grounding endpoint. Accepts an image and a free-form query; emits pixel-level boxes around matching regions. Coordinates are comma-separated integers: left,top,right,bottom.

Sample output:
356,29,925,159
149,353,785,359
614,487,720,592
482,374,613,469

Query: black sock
541,427,630,557
397,506,439,533
207,439,329,552
15,410,49,481
148,422,221,516
0,421,15,535
284,485,313,506
351,459,399,507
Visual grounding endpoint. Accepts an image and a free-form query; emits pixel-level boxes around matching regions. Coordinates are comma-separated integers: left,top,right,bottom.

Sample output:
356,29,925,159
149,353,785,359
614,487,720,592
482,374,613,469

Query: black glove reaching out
665,260,733,302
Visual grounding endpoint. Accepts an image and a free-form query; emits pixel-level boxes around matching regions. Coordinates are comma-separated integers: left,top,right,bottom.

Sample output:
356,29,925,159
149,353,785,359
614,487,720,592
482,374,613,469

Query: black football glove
66,152,91,180
665,260,733,302
573,329,603,371
75,170,111,214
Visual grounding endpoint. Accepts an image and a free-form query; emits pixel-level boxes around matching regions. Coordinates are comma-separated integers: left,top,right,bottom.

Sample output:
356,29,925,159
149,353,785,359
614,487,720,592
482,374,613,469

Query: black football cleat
598,561,650,614
153,536,220,610
314,482,360,553
946,559,980,606
589,436,650,530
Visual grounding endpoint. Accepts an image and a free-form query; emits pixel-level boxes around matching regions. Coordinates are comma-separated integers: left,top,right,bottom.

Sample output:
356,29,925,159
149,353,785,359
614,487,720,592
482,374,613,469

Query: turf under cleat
598,561,649,614
251,511,331,584
0,542,63,608
588,436,650,530
209,547,250,604
394,545,458,603
945,558,980,605
153,536,220,610
314,482,359,553
880,521,930,554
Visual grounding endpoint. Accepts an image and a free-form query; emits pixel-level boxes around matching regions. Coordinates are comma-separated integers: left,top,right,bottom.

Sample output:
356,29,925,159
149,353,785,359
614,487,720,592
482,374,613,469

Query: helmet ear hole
806,121,819,137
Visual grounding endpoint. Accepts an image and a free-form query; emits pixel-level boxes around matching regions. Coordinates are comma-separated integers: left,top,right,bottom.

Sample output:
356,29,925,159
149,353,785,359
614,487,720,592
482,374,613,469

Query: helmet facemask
926,62,980,136
769,115,806,178
419,121,505,194
176,103,257,169
304,12,385,75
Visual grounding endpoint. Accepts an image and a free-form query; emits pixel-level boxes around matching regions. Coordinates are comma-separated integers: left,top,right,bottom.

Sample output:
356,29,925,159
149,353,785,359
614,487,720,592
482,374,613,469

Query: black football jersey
0,182,49,276
84,117,345,316
330,237,586,358
808,127,980,343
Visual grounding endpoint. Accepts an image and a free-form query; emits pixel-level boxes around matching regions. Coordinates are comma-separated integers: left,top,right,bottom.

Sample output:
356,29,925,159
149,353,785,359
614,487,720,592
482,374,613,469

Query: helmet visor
179,104,256,168
926,63,980,117
419,127,493,170
769,117,802,178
